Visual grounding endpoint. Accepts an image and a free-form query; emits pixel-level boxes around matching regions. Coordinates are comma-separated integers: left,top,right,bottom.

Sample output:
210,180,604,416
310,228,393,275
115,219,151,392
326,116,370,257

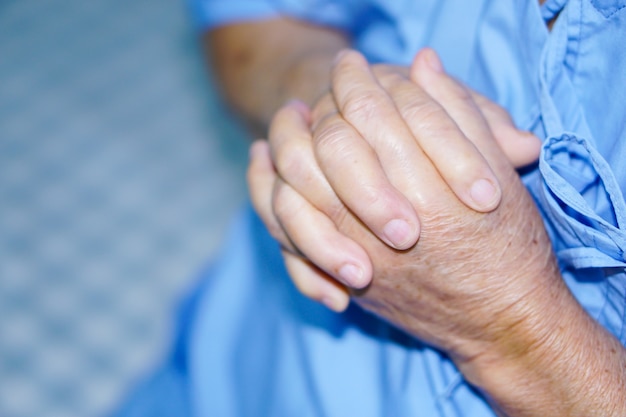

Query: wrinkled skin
247,45,626,417
317,66,559,365
343,150,559,365
252,49,564,368
251,49,543,313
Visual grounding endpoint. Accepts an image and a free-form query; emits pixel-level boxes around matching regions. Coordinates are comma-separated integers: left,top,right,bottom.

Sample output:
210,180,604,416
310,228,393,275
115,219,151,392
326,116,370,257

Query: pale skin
208,19,541,301
207,13,626,417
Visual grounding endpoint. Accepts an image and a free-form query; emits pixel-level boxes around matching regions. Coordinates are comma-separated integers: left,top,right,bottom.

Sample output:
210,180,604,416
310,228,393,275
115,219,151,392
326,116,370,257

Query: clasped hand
248,48,564,367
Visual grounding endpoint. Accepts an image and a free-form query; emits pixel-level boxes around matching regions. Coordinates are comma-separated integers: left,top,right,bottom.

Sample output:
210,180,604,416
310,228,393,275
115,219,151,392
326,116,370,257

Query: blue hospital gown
117,0,626,416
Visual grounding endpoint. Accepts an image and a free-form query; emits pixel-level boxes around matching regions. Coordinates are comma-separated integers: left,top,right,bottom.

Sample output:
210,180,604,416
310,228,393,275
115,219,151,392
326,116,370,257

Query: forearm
461,272,626,416
205,18,350,134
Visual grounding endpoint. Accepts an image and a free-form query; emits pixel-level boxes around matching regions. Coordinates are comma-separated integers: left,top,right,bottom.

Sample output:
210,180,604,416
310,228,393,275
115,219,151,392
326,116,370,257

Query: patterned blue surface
0,0,249,416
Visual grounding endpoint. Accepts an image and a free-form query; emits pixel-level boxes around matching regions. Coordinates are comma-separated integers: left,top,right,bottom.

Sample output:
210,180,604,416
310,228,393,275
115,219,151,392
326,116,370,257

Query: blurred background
0,0,249,416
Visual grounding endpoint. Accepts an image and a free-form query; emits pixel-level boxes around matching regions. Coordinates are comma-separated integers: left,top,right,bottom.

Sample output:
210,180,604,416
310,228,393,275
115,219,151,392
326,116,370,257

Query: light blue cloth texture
117,0,626,415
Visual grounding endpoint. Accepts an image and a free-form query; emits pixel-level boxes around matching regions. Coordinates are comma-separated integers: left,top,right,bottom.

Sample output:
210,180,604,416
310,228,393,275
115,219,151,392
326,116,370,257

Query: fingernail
425,49,444,73
339,263,365,288
470,178,500,210
383,219,415,249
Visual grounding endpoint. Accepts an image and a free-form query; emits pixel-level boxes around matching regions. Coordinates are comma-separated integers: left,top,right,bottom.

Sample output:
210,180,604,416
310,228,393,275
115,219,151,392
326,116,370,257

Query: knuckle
340,88,385,123
355,184,396,218
447,156,475,179
360,185,386,209
313,117,353,156
401,98,447,132
273,140,312,182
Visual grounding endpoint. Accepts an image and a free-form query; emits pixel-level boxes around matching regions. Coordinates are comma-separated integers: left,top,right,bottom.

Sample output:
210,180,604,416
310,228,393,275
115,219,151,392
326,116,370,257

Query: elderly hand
247,45,626,417
248,49,542,311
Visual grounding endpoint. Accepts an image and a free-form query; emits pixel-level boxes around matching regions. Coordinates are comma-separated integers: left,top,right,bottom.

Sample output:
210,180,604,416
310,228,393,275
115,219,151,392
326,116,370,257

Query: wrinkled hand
250,48,564,371
248,49,542,311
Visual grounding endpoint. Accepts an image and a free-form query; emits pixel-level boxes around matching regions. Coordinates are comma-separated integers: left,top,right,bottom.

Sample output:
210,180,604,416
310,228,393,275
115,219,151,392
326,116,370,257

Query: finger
282,250,351,312
275,98,420,250
333,49,501,213
268,101,373,287
468,90,541,168
273,177,372,288
250,126,373,290
269,101,344,221
247,140,298,252
409,48,516,179
330,50,429,194
310,65,407,130
312,106,420,250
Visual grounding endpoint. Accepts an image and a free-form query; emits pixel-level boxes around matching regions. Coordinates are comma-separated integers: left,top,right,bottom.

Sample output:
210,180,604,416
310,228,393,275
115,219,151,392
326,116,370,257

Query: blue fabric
116,0,626,416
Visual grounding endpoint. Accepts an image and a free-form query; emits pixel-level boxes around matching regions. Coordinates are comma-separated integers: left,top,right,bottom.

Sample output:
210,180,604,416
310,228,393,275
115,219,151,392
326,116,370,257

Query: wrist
457,270,626,416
